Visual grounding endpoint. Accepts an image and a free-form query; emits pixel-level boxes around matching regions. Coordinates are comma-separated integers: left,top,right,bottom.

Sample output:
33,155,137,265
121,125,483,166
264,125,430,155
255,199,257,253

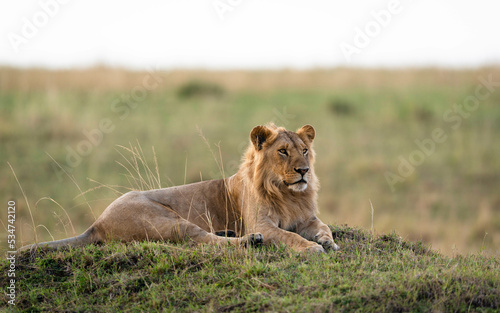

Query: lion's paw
318,237,340,251
240,233,264,247
315,234,340,251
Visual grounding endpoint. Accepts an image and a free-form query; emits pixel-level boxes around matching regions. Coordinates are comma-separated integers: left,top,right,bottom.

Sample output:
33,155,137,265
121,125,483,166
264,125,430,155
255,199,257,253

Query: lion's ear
250,125,273,151
297,125,316,142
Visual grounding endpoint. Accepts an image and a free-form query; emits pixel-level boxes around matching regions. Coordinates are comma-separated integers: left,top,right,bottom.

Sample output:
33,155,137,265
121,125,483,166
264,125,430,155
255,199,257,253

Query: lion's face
250,124,316,193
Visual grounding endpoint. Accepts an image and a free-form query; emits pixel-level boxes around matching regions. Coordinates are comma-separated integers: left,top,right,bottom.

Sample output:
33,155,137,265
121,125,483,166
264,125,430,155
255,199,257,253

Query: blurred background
1,1,499,256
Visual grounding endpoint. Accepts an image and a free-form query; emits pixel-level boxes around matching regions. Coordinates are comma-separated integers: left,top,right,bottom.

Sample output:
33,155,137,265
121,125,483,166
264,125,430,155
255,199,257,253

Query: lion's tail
18,227,101,252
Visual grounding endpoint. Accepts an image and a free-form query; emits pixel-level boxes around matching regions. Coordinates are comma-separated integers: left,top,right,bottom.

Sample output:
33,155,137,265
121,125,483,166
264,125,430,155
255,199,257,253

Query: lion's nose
294,167,309,176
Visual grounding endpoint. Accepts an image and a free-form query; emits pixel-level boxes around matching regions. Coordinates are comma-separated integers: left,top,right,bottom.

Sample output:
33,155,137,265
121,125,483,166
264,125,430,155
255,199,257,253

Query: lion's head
242,123,318,204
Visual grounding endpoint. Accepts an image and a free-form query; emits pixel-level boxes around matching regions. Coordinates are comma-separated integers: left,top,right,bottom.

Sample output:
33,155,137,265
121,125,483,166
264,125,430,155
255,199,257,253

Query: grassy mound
2,225,499,312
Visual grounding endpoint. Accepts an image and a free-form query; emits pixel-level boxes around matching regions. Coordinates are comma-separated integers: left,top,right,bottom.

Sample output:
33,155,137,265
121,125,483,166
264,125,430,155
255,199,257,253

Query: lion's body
21,124,339,253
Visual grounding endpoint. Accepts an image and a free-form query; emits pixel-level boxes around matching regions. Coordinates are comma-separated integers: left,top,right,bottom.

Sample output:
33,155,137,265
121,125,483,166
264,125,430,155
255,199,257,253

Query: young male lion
21,123,339,253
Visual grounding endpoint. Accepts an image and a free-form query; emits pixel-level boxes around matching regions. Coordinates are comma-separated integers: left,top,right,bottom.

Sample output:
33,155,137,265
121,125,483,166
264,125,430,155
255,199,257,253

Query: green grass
2,225,499,312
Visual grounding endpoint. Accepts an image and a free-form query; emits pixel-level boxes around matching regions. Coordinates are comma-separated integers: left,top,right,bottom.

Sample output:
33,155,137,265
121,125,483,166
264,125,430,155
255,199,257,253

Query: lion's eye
303,149,308,155
278,149,288,156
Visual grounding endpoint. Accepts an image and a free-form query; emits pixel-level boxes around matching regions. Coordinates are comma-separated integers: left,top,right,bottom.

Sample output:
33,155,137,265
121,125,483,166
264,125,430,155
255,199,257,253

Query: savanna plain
1,67,499,312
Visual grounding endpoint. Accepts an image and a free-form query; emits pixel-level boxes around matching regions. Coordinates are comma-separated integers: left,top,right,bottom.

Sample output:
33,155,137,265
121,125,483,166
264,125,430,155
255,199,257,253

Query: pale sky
1,0,499,69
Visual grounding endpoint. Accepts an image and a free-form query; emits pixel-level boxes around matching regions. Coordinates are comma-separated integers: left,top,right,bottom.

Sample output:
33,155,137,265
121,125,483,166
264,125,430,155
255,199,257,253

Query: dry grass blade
114,145,146,190
81,178,129,197
135,142,153,189
116,144,146,190
184,153,188,186
369,199,374,235
152,145,161,189
45,153,96,220
36,197,76,236
8,162,38,243
35,224,55,242
134,140,161,190
115,160,141,190
196,126,225,178
114,143,163,191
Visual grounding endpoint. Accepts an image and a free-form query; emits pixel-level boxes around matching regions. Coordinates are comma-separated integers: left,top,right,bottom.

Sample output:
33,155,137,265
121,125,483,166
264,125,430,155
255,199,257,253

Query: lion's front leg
252,217,326,253
297,216,340,251
260,226,324,253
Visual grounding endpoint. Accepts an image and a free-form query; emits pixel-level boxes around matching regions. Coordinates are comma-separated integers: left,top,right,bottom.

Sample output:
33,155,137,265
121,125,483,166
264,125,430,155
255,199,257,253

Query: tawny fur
20,124,339,253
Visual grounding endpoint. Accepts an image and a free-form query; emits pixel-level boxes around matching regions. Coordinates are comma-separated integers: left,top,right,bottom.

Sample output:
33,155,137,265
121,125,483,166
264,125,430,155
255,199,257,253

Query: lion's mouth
283,179,307,186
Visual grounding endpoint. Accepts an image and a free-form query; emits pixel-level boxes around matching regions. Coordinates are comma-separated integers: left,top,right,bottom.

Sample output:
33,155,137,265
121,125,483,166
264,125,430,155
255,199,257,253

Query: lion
20,123,339,253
